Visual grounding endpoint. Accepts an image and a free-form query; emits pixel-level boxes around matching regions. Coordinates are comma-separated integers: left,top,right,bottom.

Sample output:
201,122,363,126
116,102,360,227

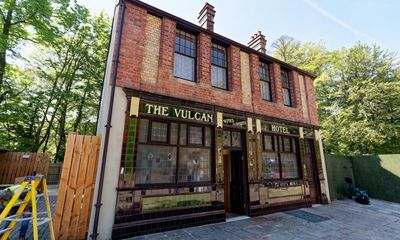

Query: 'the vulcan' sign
143,103,214,123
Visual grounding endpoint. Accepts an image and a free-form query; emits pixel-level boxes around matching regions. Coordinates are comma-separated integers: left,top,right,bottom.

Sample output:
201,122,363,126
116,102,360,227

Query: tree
316,43,400,155
271,35,328,76
0,0,62,102
0,1,111,162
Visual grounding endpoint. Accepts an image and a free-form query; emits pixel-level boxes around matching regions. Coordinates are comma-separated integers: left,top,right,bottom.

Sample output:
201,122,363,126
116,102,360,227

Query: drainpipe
91,0,126,239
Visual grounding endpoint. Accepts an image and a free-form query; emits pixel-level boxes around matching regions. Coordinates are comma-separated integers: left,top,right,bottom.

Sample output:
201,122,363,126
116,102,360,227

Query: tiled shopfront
111,93,327,238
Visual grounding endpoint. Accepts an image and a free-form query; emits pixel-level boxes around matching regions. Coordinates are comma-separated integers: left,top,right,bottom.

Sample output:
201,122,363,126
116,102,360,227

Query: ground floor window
262,134,300,179
135,118,213,185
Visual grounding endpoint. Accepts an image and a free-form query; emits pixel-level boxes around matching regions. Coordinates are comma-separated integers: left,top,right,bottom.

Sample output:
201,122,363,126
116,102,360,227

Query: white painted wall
88,4,125,240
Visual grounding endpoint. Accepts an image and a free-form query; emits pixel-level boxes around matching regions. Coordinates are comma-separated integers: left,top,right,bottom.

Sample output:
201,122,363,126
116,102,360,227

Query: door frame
307,139,322,204
221,128,249,215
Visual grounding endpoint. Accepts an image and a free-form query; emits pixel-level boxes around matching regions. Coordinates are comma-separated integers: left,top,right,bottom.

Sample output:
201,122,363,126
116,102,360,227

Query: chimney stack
248,31,267,54
198,3,215,31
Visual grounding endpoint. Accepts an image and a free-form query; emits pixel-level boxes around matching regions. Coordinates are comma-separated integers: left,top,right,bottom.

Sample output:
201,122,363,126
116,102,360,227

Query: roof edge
127,0,317,78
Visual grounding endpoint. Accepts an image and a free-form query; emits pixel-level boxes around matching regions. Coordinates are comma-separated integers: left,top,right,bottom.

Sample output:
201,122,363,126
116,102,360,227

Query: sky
77,0,399,54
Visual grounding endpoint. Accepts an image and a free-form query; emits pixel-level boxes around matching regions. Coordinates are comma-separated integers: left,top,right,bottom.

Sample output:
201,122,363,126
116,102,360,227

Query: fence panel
53,133,101,239
0,152,51,184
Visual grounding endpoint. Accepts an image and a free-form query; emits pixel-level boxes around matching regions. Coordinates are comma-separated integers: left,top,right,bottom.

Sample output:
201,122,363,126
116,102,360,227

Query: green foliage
272,35,328,76
272,37,400,155
316,43,400,155
0,0,111,162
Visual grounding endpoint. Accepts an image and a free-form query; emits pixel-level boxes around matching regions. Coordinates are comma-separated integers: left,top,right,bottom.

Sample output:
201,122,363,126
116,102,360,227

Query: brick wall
141,14,161,85
115,1,320,126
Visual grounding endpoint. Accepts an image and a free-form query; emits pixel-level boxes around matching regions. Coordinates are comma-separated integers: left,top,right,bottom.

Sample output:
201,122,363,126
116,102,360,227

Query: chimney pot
248,31,267,54
198,3,215,31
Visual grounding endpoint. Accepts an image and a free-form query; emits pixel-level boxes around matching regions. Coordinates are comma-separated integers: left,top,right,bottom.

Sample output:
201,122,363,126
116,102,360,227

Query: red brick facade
116,1,319,127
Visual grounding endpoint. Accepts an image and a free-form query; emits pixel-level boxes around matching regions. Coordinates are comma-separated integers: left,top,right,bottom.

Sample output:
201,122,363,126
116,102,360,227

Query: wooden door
230,151,244,214
305,139,321,204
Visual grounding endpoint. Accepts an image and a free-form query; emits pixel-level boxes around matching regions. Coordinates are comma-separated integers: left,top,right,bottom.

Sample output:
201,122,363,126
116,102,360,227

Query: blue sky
78,0,400,54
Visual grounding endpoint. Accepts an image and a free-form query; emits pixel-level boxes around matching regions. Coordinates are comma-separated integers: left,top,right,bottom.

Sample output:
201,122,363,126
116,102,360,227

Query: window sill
211,85,230,92
174,76,197,84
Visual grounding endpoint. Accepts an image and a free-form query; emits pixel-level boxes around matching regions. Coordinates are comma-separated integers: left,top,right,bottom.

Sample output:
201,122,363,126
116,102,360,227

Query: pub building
88,0,331,239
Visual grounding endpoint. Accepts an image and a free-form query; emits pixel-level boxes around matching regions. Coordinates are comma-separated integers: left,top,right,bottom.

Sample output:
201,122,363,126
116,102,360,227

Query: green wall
352,155,400,203
325,154,400,203
325,154,354,199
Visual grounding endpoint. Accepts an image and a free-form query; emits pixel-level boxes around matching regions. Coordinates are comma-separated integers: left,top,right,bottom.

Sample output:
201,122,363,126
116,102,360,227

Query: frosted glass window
178,148,211,182
136,145,177,184
150,122,168,142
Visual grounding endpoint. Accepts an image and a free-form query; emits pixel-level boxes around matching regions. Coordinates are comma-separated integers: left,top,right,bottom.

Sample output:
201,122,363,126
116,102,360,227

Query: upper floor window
174,30,196,81
281,69,292,107
211,43,228,89
259,62,272,101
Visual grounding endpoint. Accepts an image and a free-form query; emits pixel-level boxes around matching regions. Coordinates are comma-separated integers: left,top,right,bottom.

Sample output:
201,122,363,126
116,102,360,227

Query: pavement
5,188,400,240
128,199,400,240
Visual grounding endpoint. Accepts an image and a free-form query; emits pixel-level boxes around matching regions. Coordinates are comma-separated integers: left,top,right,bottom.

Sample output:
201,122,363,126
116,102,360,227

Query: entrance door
229,151,245,214
305,139,322,204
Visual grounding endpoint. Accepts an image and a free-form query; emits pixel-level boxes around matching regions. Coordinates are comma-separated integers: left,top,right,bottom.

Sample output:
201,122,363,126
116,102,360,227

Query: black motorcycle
344,177,370,205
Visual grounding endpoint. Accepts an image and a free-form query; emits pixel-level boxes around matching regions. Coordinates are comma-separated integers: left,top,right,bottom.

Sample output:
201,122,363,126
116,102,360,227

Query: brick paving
128,199,400,240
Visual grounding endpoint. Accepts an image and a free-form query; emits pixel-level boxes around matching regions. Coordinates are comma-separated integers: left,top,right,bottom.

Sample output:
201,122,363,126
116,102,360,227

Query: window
136,119,212,184
223,130,242,148
136,145,177,184
211,43,228,89
259,62,272,101
150,122,168,142
174,30,196,81
281,69,292,106
188,126,202,145
262,134,299,179
178,148,211,182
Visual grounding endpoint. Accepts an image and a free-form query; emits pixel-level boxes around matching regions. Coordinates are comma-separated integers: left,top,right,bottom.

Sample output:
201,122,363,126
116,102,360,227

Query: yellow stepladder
0,175,55,240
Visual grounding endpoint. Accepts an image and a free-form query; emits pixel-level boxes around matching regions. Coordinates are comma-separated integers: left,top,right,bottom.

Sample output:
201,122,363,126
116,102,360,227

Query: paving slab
127,199,400,240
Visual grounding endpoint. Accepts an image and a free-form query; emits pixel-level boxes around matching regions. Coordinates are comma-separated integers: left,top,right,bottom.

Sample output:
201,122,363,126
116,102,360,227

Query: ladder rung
0,213,21,220
0,228,12,234
37,218,51,226
13,201,27,207
0,216,33,222
36,193,45,198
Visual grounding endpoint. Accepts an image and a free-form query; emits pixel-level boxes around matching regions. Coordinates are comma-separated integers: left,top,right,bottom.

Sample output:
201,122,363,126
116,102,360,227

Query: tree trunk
0,8,14,102
55,101,67,162
73,86,88,132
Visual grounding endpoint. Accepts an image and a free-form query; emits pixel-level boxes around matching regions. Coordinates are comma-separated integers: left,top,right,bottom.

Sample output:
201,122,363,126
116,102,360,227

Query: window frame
174,29,197,82
211,43,228,90
259,61,272,102
222,128,242,150
135,117,214,187
281,69,292,107
261,133,301,180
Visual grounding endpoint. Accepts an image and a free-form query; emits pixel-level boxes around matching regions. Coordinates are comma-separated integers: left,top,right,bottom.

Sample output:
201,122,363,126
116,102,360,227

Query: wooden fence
47,163,62,184
53,134,101,239
0,152,50,184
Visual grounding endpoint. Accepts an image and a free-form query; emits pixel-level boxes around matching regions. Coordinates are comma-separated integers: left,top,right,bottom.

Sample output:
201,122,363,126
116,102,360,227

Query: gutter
91,0,126,239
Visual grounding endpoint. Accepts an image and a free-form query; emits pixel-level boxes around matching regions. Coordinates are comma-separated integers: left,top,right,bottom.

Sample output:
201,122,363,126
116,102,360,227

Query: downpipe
91,0,126,239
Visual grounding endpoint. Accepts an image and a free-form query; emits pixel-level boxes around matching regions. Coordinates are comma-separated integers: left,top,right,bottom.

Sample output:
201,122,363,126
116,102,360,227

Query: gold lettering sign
143,103,214,123
271,125,290,134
